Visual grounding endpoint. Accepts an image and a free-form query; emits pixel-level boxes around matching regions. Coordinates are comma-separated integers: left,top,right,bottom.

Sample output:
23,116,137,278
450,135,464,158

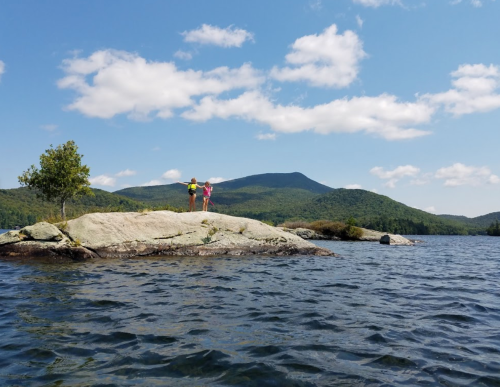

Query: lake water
0,233,499,386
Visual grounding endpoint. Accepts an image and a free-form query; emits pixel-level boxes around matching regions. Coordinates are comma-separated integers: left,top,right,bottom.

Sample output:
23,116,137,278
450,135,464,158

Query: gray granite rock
0,230,23,246
0,211,334,261
21,222,64,241
380,234,414,246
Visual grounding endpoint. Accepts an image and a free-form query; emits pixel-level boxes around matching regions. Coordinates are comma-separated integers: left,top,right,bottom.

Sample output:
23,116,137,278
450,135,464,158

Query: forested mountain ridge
1,172,496,235
294,189,472,235
439,212,500,229
0,187,145,229
114,172,333,207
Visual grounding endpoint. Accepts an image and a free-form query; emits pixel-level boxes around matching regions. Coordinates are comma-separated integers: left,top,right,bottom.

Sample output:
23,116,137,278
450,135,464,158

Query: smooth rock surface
0,230,22,246
0,211,333,261
21,222,64,241
380,234,414,246
279,227,336,240
358,228,388,242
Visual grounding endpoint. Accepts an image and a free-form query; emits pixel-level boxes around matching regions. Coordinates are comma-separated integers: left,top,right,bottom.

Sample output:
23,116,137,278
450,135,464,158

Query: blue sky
1,0,500,217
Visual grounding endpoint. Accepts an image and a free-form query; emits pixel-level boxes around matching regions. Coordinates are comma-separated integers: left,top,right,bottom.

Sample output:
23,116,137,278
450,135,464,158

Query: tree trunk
60,199,66,220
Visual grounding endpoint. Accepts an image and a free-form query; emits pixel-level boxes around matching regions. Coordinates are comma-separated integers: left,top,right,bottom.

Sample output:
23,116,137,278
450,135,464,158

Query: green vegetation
2,172,497,235
18,141,93,219
487,220,500,236
0,187,145,228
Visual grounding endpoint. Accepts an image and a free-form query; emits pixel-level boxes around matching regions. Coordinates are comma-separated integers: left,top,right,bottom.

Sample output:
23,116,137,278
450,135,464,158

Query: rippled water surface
1,235,499,386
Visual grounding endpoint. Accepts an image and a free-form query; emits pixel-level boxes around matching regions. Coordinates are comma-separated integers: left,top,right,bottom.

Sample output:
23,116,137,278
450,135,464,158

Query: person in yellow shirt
177,178,203,212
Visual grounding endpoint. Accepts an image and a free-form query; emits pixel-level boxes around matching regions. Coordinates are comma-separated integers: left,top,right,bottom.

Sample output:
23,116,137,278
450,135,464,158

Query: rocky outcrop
380,234,414,246
0,211,333,261
281,226,413,245
279,227,339,240
357,228,387,241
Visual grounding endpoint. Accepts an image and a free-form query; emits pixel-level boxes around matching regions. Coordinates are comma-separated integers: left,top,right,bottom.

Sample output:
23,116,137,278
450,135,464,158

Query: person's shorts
203,195,210,200
188,190,196,196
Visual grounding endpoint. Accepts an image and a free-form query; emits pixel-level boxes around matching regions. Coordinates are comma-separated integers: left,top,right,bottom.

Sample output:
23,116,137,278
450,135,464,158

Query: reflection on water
0,235,499,386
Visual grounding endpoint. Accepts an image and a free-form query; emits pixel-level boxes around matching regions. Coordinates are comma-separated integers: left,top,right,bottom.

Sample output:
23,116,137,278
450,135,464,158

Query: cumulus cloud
356,15,364,28
181,24,254,48
352,0,402,7
174,50,193,60
57,49,264,120
162,169,182,180
115,169,136,177
421,64,500,116
183,91,433,140
208,177,227,184
270,24,367,88
435,163,500,186
0,60,4,81
345,184,362,189
256,133,276,140
424,206,437,213
450,0,484,6
370,165,420,188
141,179,163,187
90,175,117,187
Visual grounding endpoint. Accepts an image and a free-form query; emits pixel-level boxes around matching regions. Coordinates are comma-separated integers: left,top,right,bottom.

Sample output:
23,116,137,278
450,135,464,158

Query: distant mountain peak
216,172,333,194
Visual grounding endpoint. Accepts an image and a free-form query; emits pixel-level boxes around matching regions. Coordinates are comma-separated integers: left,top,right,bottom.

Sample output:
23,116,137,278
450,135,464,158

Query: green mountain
439,212,500,229
115,173,474,235
2,172,496,235
114,172,333,207
293,189,471,235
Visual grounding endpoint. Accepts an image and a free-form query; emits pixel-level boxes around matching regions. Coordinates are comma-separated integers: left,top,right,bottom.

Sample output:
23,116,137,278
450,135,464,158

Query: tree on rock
18,140,94,220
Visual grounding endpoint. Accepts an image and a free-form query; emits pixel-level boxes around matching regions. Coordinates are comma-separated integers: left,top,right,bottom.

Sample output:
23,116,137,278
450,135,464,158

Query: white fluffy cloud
141,179,163,187
208,177,227,184
352,0,401,7
182,24,254,48
356,15,364,28
450,0,484,7
345,184,362,189
270,24,366,88
115,169,136,177
256,133,276,140
183,91,433,140
174,50,193,60
371,165,420,188
424,206,437,213
435,163,500,186
421,64,500,116
57,50,264,120
90,175,117,187
0,60,5,81
162,169,182,180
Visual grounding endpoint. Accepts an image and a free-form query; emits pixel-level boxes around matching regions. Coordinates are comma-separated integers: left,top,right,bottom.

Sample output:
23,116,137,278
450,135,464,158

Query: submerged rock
0,211,334,261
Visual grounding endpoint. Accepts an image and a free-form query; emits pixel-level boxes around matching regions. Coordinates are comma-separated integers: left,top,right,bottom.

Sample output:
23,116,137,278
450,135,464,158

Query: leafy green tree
487,220,500,236
18,141,94,220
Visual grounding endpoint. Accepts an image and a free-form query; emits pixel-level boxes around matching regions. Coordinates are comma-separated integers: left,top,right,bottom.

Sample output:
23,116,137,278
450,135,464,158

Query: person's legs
189,194,196,211
203,197,208,211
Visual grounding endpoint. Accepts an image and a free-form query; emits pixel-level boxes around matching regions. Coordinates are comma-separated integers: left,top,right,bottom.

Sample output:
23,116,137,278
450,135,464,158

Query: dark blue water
0,235,499,386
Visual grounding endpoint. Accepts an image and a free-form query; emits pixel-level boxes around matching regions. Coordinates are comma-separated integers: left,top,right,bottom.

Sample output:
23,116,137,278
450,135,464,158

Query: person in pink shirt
202,181,213,212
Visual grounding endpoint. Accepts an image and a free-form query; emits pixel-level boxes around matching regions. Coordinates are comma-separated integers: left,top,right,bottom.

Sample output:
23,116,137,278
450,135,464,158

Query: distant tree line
360,216,471,235
487,220,500,236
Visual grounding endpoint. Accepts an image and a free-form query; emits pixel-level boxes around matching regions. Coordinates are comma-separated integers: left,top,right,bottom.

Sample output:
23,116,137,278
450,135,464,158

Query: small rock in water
380,234,414,246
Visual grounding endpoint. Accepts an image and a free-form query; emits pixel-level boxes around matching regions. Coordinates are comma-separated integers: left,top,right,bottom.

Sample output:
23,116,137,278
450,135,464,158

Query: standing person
202,181,213,212
177,178,203,212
